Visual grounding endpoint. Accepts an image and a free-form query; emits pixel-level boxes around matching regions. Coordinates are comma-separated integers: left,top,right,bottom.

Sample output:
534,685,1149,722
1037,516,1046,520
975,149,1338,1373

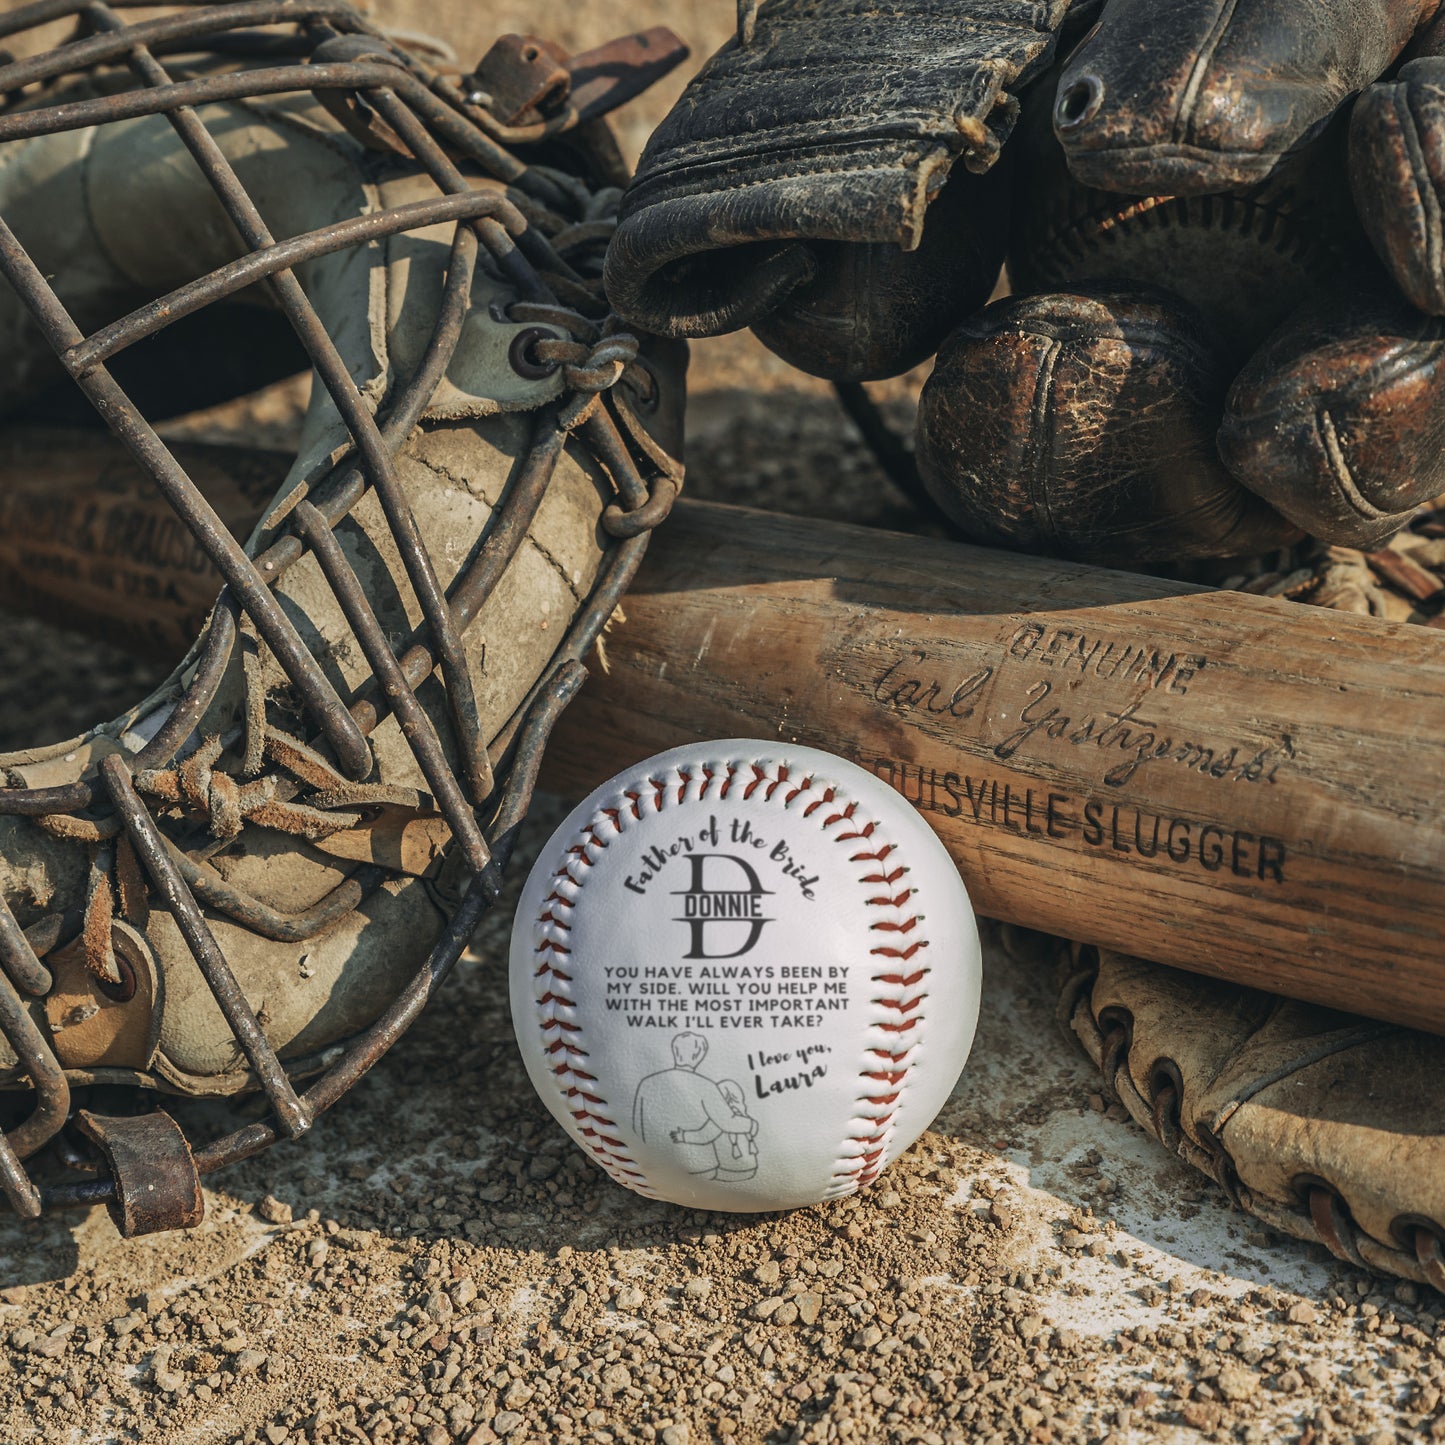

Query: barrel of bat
540,500,1445,1036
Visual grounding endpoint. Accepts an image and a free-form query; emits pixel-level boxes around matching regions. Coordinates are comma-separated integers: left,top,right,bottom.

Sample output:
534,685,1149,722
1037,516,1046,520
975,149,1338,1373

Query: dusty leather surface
1012,71,1368,364
1053,0,1441,194
1219,274,1445,546
1073,948,1445,1282
744,155,1014,382
915,288,1301,563
604,0,1069,376
1351,58,1445,316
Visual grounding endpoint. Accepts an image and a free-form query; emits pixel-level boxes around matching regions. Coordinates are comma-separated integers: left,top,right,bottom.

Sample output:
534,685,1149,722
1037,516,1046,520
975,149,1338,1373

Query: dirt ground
4,831,1436,1445
0,5,1439,1445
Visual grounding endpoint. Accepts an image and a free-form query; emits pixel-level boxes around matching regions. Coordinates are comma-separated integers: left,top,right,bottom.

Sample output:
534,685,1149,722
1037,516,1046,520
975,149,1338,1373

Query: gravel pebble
1216,1364,1261,1402
258,1195,292,1225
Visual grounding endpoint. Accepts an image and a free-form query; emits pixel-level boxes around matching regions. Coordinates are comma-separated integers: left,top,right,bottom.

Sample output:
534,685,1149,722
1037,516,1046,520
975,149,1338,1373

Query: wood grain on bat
541,500,1445,1035
0,428,287,657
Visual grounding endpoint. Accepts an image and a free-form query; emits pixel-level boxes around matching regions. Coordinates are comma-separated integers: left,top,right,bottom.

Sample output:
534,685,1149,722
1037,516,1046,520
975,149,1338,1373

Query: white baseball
510,740,981,1212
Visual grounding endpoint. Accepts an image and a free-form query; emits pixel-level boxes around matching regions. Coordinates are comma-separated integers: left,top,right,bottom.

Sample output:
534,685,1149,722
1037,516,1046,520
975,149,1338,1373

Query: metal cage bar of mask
0,0,679,1232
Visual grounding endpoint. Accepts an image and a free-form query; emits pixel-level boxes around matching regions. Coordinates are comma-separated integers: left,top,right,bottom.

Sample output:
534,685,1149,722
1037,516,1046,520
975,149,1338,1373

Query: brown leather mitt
1351,56,1445,314
1060,943,1445,1292
978,0,1445,559
604,0,1071,381
1053,0,1441,194
915,287,1302,564
1218,275,1445,547
1012,64,1369,365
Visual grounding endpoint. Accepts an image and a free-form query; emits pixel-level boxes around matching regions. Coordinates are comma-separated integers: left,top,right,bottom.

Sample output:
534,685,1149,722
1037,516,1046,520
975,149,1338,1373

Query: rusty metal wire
0,1,681,1231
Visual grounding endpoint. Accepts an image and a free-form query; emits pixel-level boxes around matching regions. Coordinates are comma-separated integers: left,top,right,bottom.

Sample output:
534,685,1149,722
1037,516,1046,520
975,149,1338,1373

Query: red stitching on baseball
872,994,925,1014
781,773,813,805
874,969,928,988
875,1018,920,1035
801,786,836,817
867,889,914,908
860,865,906,886
871,940,928,961
870,917,919,934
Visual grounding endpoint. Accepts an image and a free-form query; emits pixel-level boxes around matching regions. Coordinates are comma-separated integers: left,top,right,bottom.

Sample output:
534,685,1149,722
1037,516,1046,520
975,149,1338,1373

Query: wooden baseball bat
3,431,1441,1032
540,500,1445,1036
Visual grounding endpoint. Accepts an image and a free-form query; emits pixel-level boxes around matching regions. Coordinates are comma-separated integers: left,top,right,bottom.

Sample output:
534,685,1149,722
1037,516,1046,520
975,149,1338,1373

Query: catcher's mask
0,1,686,1235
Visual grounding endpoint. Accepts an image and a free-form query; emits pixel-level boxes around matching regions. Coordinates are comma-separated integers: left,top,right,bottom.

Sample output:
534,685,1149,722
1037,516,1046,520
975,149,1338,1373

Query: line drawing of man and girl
632,1032,759,1182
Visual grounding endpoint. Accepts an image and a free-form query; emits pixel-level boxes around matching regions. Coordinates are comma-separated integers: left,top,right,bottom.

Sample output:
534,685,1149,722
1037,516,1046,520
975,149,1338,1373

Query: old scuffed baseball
510,740,981,1212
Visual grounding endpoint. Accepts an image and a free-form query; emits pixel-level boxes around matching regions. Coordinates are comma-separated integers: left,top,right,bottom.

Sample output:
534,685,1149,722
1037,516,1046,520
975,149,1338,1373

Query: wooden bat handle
0,428,288,657
541,499,1445,1035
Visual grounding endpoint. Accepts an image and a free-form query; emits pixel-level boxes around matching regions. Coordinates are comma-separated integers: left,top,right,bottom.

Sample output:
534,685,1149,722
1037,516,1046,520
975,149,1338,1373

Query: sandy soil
0,6,1438,1445
0,802,1434,1445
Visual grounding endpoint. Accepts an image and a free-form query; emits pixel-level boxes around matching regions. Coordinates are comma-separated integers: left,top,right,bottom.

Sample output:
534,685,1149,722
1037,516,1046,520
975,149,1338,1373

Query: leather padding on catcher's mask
0,95,607,1091
0,4,686,1233
604,0,1070,382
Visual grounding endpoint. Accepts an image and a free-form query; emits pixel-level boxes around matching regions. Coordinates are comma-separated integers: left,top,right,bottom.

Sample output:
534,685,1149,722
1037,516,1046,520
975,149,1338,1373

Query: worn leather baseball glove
608,0,1445,567
604,0,1071,383
1057,933,1445,1293
0,2,685,1234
